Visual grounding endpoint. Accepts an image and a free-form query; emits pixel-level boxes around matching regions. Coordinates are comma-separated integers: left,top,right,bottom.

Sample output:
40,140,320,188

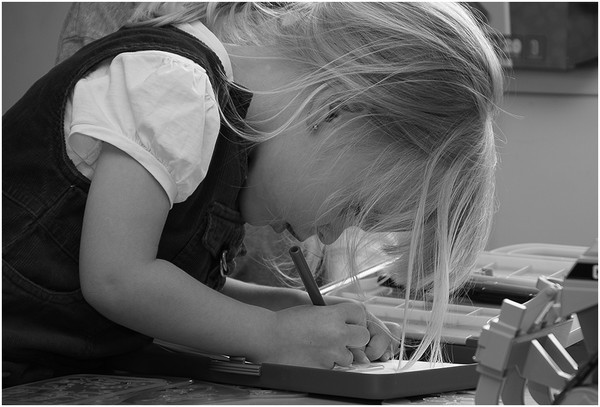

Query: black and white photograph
2,2,597,404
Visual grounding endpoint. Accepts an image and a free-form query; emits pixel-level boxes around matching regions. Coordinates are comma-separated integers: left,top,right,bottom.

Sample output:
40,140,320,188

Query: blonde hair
129,2,504,365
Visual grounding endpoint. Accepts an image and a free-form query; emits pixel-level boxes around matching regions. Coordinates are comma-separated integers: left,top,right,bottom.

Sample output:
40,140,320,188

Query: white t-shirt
63,22,233,208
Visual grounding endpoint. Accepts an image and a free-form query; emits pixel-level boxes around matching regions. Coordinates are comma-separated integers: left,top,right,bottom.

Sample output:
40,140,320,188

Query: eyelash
312,102,361,131
324,109,339,123
320,103,340,124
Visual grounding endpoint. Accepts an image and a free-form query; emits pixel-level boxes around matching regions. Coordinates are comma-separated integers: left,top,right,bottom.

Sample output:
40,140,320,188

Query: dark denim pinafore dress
2,25,251,386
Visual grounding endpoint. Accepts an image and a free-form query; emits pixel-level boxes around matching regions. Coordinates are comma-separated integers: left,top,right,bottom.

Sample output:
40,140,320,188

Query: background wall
2,2,72,114
2,2,598,250
488,67,598,249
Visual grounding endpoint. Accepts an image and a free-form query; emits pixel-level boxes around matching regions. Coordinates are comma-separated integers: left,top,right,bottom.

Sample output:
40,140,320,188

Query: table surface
1,372,537,405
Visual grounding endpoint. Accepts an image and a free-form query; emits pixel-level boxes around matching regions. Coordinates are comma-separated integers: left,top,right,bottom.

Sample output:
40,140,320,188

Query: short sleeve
67,51,221,207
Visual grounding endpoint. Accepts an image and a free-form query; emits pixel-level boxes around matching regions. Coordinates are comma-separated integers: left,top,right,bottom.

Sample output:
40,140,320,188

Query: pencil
289,246,326,306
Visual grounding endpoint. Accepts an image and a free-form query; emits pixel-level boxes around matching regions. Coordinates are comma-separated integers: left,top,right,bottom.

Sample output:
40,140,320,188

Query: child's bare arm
221,277,311,310
79,143,368,368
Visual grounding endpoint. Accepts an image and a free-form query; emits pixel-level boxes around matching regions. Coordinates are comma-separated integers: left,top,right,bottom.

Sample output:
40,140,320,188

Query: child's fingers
334,348,356,368
380,351,392,361
349,347,370,365
364,331,390,361
337,302,367,326
384,321,402,339
345,324,370,348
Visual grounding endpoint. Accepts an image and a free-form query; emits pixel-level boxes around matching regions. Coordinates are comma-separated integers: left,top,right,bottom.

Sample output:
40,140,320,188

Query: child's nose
317,222,345,245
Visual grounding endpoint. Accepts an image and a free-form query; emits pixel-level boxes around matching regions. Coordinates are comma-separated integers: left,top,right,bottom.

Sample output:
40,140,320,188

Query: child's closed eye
323,103,341,123
324,102,362,123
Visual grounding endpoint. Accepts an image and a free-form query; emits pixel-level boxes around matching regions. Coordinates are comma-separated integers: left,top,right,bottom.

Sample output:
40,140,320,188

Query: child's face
239,113,376,245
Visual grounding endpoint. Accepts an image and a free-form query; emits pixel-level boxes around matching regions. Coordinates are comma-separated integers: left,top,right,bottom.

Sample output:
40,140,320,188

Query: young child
3,2,504,386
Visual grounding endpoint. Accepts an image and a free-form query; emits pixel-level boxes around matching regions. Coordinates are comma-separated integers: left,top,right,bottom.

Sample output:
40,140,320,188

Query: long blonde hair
129,2,504,365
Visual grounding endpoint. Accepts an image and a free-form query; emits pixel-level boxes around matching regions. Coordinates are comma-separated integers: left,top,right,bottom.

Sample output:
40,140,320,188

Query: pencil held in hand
289,246,326,306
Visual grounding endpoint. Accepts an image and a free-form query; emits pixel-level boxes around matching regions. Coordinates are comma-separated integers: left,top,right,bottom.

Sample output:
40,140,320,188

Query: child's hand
364,314,401,362
267,302,370,369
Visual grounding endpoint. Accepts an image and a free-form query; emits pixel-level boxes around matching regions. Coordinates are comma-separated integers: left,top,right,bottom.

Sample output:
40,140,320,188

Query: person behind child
3,2,503,386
